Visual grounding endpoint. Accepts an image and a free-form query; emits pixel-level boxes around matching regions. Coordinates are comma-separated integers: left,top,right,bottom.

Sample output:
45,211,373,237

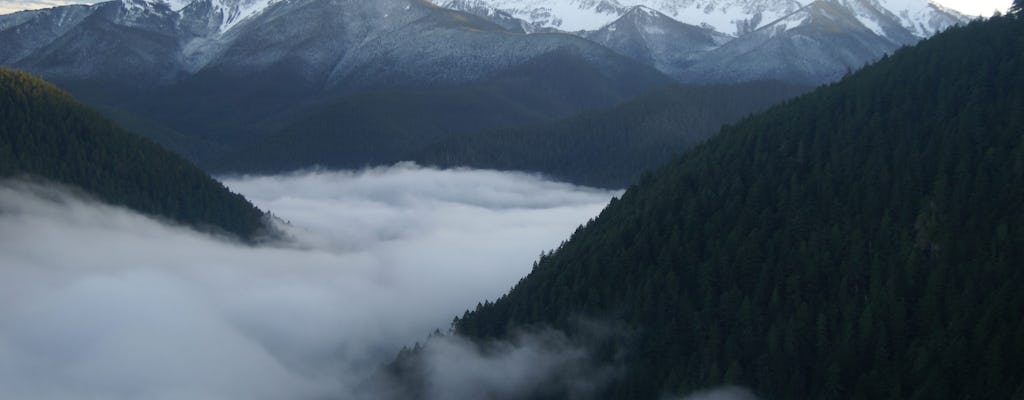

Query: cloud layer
0,165,617,400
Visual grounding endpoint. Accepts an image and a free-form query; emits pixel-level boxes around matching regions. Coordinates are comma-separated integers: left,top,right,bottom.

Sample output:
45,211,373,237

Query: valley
0,0,1021,399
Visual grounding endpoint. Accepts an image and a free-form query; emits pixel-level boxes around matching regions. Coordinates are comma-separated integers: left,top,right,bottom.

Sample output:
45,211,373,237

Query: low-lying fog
0,164,619,400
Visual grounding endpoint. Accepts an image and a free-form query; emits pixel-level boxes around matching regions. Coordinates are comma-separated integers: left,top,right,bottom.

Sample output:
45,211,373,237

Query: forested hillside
413,81,809,188
440,14,1024,399
0,69,269,240
213,47,672,176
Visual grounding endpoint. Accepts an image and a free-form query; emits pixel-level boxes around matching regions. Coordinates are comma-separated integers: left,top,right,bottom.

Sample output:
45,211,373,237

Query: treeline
414,81,810,188
0,68,269,240
449,14,1024,399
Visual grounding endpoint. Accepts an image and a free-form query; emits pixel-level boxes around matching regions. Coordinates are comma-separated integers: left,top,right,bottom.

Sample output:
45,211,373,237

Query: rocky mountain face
0,0,969,97
584,6,731,79
679,0,918,83
0,0,971,176
438,0,964,37
440,0,805,35
438,0,968,83
0,0,671,170
1,0,661,90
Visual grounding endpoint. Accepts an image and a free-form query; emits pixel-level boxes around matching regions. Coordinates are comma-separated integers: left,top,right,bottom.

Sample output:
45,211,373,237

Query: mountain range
0,0,968,181
437,0,963,37
1,0,675,174
411,80,810,188
398,13,1024,399
1,0,1020,398
442,0,968,83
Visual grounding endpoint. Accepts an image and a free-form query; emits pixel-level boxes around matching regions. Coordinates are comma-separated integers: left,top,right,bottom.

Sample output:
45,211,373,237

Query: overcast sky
0,0,1013,17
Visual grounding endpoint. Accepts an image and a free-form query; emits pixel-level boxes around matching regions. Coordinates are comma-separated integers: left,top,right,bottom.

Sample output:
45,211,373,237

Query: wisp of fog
0,164,618,400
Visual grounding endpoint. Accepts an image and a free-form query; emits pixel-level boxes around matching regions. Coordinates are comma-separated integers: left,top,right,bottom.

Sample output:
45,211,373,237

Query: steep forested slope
413,81,810,188
0,68,268,240
445,15,1024,399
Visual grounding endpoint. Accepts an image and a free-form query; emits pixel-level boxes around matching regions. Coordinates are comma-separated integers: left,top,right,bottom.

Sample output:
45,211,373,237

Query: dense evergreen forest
413,81,810,188
181,48,671,174
431,13,1024,400
0,68,269,241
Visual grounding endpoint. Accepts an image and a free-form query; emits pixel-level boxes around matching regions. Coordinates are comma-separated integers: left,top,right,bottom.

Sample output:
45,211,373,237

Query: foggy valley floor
0,164,618,400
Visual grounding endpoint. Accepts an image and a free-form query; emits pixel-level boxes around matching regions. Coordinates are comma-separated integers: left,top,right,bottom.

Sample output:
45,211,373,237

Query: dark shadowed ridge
0,68,270,241
0,0,673,175
412,80,812,189
442,15,1024,399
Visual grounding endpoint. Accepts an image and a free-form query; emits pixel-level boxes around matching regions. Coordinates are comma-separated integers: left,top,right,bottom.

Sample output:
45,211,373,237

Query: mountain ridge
1,0,673,177
0,68,271,241
429,13,1024,400
442,0,968,84
436,0,965,38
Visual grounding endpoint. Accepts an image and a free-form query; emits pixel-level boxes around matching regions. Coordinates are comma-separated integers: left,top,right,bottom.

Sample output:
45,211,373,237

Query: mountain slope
441,0,967,84
7,0,184,84
441,15,1024,399
680,0,911,84
412,81,811,188
218,46,672,175
436,0,963,38
0,68,269,240
1,0,672,173
585,6,730,80
436,0,804,35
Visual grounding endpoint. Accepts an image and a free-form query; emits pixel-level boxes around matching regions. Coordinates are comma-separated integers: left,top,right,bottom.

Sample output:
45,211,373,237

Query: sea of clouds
0,165,620,400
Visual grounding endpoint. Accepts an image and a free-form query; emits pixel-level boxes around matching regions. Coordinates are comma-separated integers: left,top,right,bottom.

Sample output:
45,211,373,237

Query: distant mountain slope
217,46,672,175
437,15,1024,399
679,0,912,84
0,0,671,173
438,0,804,35
584,6,731,80
0,68,269,240
442,0,967,84
411,81,811,188
439,0,963,37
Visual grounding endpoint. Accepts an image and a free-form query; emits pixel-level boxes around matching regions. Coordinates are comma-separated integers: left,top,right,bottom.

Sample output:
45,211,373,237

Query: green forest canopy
445,14,1024,400
0,68,270,240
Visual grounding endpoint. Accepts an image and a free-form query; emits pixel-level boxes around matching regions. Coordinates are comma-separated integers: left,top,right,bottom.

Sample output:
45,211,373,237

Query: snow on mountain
162,0,195,10
160,0,281,32
203,0,280,32
585,5,730,78
875,0,964,36
437,0,804,36
70,0,282,33
678,0,906,84
0,0,971,90
436,0,965,38
636,0,803,36
441,0,629,32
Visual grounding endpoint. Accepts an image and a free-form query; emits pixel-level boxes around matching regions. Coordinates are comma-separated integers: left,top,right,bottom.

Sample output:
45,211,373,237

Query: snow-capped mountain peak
160,0,192,11
441,0,630,32
876,0,965,36
121,0,282,32
206,0,280,32
436,0,965,38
